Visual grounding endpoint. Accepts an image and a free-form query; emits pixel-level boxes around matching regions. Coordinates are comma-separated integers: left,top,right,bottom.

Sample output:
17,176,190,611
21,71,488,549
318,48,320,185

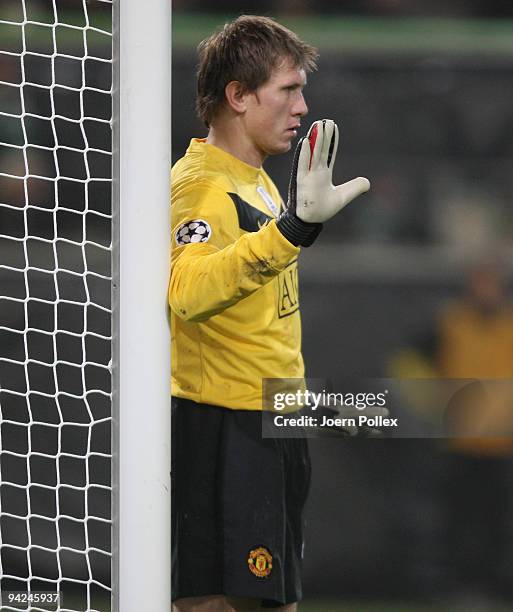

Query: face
242,59,308,159
468,266,504,311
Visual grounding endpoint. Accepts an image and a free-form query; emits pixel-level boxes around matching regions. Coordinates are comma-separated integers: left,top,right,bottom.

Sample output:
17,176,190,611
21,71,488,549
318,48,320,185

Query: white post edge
112,1,171,610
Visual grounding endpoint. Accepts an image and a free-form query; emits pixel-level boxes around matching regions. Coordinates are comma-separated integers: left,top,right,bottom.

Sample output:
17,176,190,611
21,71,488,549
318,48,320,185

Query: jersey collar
188,138,265,184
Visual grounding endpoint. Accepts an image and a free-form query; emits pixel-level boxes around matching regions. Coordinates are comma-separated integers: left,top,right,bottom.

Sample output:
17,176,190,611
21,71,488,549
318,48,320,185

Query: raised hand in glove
277,118,370,247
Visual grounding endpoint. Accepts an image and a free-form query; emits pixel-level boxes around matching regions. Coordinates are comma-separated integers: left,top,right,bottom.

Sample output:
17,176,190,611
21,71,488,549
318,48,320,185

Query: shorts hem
171,589,300,607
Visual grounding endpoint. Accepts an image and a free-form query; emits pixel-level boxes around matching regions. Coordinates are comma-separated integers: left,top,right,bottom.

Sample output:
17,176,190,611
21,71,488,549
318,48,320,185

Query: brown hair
196,15,318,127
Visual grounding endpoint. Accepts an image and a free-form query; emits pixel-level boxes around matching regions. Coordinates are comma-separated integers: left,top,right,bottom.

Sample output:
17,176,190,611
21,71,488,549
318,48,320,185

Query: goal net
0,1,171,611
0,1,113,609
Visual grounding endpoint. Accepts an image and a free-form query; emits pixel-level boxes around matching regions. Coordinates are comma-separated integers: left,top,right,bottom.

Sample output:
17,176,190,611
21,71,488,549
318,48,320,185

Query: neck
206,118,265,168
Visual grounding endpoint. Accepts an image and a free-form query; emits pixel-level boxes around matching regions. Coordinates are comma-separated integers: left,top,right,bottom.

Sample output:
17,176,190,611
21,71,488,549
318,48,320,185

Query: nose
293,92,308,117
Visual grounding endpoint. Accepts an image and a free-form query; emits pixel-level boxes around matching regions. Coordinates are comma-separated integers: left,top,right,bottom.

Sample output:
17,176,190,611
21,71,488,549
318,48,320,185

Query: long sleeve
169,179,299,322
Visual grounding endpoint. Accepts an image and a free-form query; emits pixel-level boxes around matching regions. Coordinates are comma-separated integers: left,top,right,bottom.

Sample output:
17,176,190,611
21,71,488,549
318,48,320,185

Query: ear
224,81,249,114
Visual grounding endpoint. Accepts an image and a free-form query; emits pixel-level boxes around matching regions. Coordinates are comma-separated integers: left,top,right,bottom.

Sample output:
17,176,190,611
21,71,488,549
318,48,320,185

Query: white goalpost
0,0,171,610
113,0,171,611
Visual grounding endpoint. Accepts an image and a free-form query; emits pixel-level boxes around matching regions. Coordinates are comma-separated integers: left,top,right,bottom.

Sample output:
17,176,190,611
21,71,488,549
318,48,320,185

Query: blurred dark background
173,0,513,18
1,0,513,610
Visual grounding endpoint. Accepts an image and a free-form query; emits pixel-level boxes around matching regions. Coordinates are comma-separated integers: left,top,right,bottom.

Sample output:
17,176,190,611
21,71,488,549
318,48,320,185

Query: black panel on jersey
227,192,273,233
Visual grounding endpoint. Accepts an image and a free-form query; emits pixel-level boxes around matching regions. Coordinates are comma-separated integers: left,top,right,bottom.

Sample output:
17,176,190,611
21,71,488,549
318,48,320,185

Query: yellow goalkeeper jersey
169,138,304,410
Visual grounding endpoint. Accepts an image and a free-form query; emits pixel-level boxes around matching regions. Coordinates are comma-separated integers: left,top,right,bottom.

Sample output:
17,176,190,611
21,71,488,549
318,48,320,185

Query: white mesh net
0,1,113,610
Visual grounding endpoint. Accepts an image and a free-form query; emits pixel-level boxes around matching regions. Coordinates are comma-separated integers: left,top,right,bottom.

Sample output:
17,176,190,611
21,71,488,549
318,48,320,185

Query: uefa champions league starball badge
175,219,212,245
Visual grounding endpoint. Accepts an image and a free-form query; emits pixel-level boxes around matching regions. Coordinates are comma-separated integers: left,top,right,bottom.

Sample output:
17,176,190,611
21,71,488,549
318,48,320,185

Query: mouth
286,126,299,137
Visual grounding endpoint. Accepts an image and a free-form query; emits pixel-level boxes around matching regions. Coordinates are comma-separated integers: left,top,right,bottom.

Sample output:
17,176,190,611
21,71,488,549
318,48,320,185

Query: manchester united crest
247,546,273,578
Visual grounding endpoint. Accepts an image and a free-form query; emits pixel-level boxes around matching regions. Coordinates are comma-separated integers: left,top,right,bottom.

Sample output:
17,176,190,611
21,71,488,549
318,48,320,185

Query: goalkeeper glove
277,119,370,247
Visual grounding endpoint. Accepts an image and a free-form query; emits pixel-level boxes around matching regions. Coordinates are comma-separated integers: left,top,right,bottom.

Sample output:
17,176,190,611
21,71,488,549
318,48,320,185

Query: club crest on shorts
247,546,273,578
175,219,211,245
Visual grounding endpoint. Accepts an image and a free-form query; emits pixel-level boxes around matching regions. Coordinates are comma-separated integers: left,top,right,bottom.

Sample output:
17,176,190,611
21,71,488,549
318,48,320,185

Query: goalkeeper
169,15,369,612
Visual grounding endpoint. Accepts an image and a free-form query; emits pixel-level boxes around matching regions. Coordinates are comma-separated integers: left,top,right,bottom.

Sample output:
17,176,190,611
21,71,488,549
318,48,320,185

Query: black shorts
171,397,311,607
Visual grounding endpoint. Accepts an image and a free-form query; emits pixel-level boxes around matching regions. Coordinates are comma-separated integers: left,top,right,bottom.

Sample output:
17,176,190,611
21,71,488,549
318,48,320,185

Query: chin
267,141,292,156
